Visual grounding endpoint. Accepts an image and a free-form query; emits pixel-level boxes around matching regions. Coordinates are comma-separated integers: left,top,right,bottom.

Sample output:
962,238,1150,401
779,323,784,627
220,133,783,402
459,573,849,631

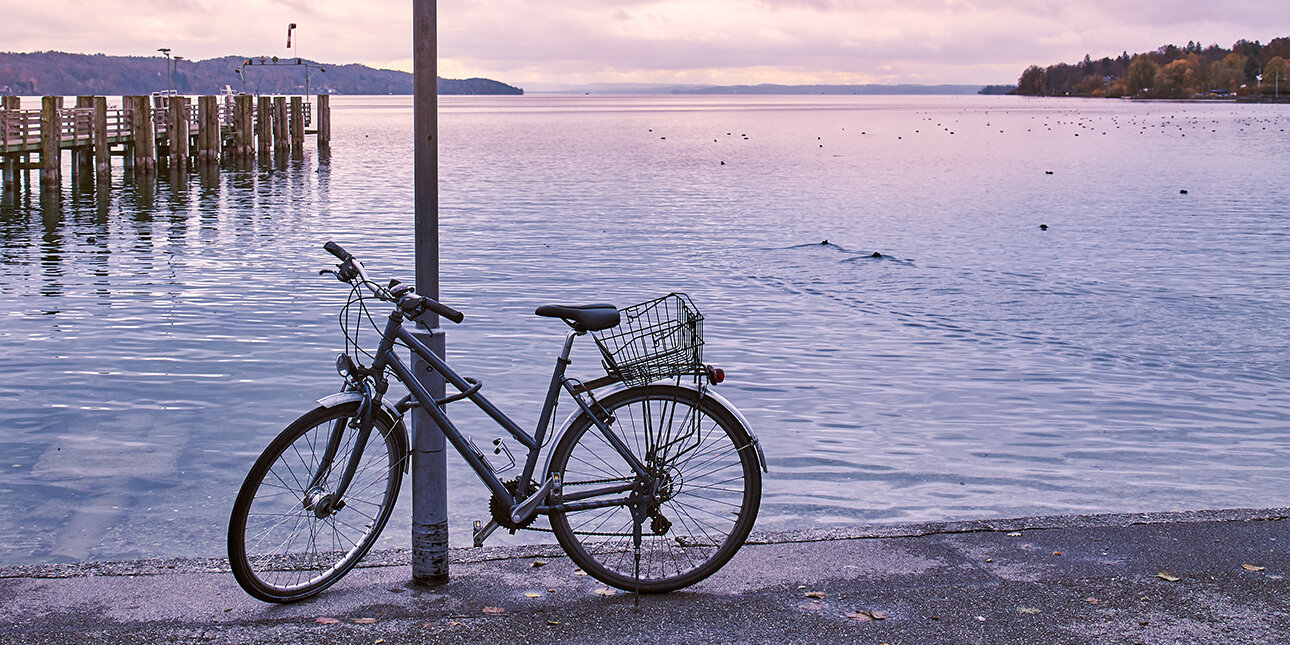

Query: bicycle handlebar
324,241,464,324
422,297,465,324
323,241,352,262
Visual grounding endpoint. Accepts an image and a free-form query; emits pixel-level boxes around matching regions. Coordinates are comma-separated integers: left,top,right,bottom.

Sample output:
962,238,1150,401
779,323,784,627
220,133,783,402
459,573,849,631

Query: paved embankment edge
4,507,1286,580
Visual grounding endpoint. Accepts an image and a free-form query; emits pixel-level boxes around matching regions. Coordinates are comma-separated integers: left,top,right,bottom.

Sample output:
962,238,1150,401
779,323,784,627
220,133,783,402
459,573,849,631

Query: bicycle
228,242,767,603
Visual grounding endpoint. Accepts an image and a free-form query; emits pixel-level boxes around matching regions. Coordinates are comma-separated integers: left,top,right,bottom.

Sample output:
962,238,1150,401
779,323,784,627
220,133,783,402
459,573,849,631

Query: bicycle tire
548,384,761,593
228,401,404,602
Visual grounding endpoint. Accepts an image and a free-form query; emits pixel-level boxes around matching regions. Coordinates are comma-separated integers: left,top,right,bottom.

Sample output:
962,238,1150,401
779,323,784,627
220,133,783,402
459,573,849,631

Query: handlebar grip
323,241,353,261
425,298,465,324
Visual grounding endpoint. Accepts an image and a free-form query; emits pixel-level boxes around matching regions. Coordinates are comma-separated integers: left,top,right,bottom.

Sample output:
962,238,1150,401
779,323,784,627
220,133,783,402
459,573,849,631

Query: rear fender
541,383,767,480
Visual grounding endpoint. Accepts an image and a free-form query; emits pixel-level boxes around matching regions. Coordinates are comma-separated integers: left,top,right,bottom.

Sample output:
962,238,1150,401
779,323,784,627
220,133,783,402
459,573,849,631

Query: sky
4,0,1285,88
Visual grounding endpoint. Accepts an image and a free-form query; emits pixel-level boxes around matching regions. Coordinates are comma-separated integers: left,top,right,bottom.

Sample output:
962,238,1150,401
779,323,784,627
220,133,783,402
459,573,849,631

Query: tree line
1015,37,1290,98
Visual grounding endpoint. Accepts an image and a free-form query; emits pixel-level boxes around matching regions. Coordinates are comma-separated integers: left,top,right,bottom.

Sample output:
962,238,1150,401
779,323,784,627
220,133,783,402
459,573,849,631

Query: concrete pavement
2,508,1288,644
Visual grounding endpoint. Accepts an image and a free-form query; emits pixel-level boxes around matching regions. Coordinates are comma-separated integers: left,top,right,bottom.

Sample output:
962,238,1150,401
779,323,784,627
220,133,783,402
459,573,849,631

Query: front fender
316,392,411,472
541,383,768,480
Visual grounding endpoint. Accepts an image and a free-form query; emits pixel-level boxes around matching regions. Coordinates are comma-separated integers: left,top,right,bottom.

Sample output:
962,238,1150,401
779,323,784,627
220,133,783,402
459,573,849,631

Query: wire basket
592,293,704,388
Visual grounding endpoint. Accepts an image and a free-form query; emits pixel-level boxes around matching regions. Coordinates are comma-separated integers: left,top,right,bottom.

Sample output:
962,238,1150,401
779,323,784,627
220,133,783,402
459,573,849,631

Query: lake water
1,95,1287,566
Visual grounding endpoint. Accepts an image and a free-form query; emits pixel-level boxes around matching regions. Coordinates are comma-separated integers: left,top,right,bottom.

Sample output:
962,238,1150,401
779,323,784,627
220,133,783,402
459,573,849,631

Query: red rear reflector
712,368,725,384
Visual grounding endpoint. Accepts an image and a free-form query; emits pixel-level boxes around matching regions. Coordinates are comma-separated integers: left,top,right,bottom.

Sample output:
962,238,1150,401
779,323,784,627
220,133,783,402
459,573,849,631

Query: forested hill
0,51,523,96
1014,37,1289,98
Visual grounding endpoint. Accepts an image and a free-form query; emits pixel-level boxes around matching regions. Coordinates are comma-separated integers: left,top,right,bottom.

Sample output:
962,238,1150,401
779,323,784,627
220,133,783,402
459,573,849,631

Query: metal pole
158,49,171,95
410,0,449,585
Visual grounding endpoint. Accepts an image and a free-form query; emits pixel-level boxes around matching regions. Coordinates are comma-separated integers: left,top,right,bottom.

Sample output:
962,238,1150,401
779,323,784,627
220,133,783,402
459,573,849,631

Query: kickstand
632,516,642,610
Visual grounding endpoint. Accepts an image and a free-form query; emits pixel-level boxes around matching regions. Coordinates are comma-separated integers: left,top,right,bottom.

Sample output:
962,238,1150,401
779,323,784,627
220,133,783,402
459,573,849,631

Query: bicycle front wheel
548,384,761,593
228,401,404,602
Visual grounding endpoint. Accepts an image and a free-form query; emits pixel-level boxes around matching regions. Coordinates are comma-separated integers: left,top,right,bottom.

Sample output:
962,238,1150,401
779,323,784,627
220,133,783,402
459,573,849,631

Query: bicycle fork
304,382,381,519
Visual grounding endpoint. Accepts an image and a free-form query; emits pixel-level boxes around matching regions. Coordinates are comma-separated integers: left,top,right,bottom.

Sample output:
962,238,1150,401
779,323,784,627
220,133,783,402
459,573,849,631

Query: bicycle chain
518,475,680,538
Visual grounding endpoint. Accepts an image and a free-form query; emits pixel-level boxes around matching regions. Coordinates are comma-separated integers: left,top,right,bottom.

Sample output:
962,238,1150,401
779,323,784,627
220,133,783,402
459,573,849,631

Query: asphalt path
3,509,1288,644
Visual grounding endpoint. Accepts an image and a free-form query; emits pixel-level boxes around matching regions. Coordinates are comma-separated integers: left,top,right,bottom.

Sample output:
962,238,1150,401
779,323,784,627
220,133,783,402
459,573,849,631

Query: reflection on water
1,95,1288,565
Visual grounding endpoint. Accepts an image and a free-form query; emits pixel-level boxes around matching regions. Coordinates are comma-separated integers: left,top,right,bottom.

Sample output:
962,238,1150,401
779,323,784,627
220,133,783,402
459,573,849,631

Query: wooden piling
274,97,288,151
2,96,18,190
256,96,272,155
197,95,219,164
72,96,95,184
232,95,251,158
129,96,156,175
93,96,110,179
196,96,209,163
317,94,331,149
39,96,61,191
209,95,222,162
176,97,190,168
290,96,305,149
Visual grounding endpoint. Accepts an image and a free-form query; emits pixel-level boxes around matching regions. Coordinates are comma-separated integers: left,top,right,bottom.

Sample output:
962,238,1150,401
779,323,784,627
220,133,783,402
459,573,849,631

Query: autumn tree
1127,55,1158,94
1212,53,1247,91
1264,56,1289,94
1017,65,1049,95
1153,59,1195,97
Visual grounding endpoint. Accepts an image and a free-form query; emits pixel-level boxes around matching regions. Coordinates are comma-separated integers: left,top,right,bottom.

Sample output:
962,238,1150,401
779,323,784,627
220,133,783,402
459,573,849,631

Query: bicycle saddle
535,304,621,332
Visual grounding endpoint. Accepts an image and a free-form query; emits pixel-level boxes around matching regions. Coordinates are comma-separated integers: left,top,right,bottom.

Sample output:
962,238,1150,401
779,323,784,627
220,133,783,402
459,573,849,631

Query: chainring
490,477,538,531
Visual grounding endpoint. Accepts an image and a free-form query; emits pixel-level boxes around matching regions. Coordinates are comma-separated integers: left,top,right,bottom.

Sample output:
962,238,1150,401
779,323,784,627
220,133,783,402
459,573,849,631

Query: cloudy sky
5,0,1285,87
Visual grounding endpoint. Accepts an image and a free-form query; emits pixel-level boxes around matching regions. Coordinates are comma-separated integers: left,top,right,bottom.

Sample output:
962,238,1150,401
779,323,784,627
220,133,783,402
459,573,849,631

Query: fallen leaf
524,593,541,598
547,620,560,625
532,560,548,568
448,621,460,626
482,607,505,614
547,588,556,593
315,617,340,625
1242,564,1266,572
1085,598,1099,604
352,617,378,624
1157,571,1181,582
804,591,826,599
594,587,616,596
1017,607,1040,615
375,640,385,644
845,610,888,621
1006,532,1022,537
573,569,588,576
1053,551,1063,556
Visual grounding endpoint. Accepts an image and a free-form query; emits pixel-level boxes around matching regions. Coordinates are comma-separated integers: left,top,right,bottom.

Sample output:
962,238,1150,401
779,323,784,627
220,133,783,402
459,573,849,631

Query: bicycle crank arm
472,519,500,547
510,474,559,525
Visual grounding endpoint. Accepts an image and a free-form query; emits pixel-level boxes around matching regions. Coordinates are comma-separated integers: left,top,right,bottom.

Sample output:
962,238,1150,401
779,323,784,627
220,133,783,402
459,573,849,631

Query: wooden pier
0,94,331,193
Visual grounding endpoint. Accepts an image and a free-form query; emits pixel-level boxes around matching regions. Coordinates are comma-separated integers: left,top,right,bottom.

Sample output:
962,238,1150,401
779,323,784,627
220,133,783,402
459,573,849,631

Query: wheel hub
303,487,335,519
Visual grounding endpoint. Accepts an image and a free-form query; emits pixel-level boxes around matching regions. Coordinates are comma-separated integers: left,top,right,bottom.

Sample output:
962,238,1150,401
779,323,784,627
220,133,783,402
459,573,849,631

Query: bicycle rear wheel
228,401,404,602
548,384,761,593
